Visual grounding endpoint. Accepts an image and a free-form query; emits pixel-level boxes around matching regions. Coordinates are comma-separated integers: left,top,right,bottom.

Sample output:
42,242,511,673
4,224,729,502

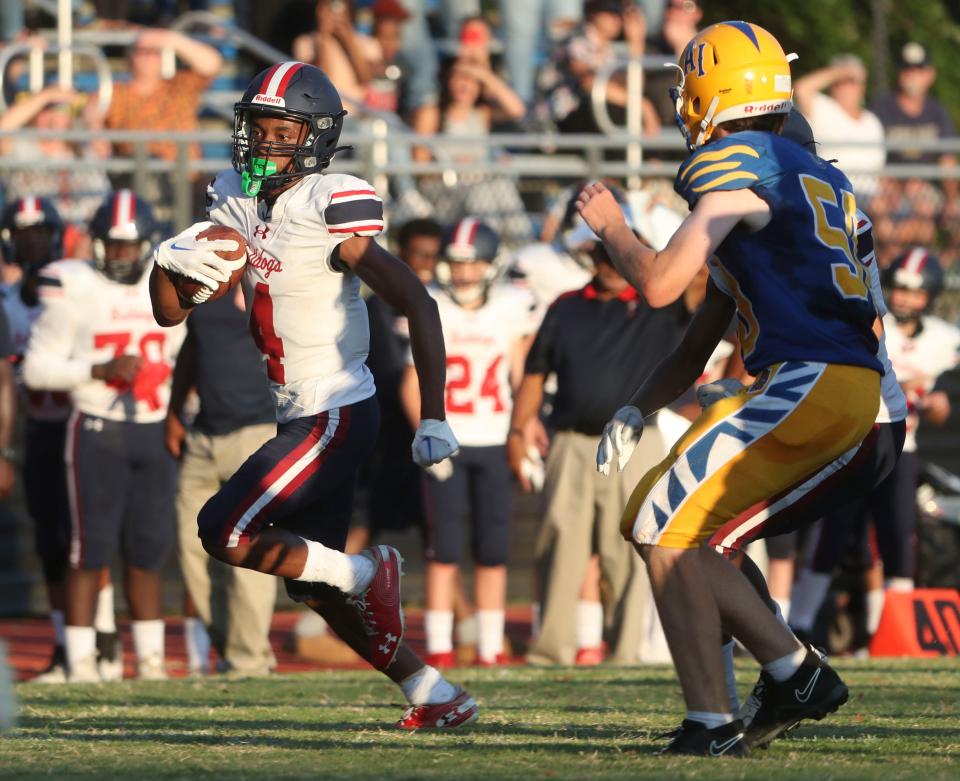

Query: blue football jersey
674,131,882,376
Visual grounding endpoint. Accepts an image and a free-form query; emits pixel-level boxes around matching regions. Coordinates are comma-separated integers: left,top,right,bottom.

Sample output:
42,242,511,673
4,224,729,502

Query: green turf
4,660,959,780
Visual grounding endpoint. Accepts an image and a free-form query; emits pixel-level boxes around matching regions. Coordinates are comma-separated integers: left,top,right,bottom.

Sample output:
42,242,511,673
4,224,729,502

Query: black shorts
421,445,512,567
23,417,71,579
196,396,379,602
65,412,177,570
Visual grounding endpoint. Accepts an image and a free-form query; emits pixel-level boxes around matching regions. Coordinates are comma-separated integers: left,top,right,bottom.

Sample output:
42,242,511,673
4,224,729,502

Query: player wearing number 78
576,21,884,755
150,62,478,729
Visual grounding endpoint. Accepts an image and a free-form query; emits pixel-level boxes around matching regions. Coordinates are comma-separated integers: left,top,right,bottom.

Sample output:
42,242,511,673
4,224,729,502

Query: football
172,224,247,305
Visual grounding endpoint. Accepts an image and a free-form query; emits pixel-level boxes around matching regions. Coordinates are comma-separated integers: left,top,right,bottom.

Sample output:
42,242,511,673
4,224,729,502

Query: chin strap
695,95,720,149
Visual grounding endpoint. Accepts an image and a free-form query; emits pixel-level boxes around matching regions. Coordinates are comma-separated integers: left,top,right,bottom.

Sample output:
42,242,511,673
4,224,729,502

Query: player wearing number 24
150,62,479,728
576,21,885,755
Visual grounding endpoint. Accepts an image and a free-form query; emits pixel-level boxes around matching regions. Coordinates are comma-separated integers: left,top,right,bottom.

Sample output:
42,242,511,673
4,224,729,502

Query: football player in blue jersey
577,22,886,756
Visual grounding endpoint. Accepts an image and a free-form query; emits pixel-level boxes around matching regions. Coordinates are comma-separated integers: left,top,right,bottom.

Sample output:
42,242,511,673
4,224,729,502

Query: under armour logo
82,417,104,432
378,633,399,654
253,224,270,239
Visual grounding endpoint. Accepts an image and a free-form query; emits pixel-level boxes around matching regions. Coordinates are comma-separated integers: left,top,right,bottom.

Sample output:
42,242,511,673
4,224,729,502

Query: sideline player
577,22,884,755
23,190,185,681
149,62,477,728
791,247,957,642
401,218,536,667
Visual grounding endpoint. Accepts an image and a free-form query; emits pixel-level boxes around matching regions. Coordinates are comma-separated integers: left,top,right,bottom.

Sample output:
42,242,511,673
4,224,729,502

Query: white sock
400,665,457,706
131,619,165,662
762,643,807,682
576,600,604,649
774,598,792,625
94,584,116,634
885,577,913,592
687,710,733,729
866,589,886,635
476,609,504,662
530,602,541,639
721,640,739,713
294,538,374,595
789,570,832,632
424,610,454,654
65,625,96,669
455,614,477,646
183,617,210,673
50,610,66,647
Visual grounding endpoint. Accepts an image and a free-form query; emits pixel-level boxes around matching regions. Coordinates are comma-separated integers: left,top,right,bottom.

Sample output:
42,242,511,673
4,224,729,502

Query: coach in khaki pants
166,289,277,676
509,239,692,665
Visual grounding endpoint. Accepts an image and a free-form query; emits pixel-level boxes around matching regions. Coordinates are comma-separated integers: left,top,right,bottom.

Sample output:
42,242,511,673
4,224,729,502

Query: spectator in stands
362,0,413,115
0,86,111,257
509,216,693,666
541,1,661,142
416,58,533,241
0,307,14,500
793,54,886,201
643,0,702,128
165,286,278,678
870,43,959,265
293,1,373,109
93,27,221,176
498,0,582,108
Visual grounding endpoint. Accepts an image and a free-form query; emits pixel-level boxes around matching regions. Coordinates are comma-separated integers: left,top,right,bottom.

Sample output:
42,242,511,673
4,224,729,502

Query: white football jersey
1,281,71,421
22,260,185,423
507,242,592,322
883,312,960,452
419,283,537,447
858,212,908,427
206,169,382,423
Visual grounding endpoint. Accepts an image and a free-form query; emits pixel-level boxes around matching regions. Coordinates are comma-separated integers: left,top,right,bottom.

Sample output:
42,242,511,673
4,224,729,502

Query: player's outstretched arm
627,280,736,417
577,184,768,307
337,237,446,422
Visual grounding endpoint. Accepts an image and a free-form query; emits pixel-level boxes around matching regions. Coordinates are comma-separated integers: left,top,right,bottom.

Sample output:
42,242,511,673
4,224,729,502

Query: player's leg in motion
198,398,477,727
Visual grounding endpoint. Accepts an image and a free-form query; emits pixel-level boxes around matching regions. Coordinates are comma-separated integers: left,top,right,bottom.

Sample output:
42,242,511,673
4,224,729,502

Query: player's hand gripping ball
156,222,247,305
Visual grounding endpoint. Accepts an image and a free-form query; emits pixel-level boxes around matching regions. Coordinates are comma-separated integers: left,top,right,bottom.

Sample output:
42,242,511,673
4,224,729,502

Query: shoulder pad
318,174,384,238
206,169,244,215
675,132,777,207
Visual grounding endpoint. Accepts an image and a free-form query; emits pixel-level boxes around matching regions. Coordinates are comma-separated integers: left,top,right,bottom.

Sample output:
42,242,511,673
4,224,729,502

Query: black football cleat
658,718,748,757
744,647,848,749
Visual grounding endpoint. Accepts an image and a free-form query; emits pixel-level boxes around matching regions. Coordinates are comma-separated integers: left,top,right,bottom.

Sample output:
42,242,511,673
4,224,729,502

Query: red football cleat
395,687,479,730
348,545,404,670
475,652,512,667
423,651,457,669
575,646,605,666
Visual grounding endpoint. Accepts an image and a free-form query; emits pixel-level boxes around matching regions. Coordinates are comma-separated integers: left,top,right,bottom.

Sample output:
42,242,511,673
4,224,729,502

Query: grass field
4,660,959,780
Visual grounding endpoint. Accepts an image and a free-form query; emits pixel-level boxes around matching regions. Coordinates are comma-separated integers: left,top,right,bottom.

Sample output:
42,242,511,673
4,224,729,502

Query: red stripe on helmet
274,62,305,98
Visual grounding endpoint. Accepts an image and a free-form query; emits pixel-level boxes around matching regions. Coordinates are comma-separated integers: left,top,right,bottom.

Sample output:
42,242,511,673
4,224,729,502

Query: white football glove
696,378,744,409
520,447,545,493
154,220,245,292
596,405,644,476
412,419,460,467
424,458,455,482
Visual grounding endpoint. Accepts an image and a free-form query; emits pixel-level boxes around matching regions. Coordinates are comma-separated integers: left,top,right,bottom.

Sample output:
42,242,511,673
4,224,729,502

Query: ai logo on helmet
684,42,707,76
252,93,285,107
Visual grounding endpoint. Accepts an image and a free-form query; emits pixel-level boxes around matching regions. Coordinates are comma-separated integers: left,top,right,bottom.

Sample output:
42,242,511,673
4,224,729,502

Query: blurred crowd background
1,0,960,677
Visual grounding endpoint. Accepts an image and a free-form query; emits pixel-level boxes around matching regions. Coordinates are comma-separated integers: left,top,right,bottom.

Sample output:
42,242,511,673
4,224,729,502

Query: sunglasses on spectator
667,0,699,11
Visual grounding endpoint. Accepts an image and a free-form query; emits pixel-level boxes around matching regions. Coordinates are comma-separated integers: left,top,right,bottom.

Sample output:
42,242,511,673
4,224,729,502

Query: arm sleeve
22,269,90,390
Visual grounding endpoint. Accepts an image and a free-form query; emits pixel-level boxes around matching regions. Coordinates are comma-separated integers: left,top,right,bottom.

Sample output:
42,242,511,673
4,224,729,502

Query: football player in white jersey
401,218,537,667
149,62,477,729
23,190,186,682
791,247,958,645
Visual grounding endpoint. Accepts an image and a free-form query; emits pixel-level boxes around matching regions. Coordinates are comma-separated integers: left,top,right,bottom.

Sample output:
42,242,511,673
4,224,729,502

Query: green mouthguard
241,157,278,196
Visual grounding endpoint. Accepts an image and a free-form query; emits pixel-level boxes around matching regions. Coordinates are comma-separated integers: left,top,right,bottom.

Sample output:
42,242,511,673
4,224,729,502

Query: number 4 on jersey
250,282,286,383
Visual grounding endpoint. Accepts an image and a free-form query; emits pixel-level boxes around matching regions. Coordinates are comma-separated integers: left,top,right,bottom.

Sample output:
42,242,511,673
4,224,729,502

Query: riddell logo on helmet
252,94,285,107
743,102,790,114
